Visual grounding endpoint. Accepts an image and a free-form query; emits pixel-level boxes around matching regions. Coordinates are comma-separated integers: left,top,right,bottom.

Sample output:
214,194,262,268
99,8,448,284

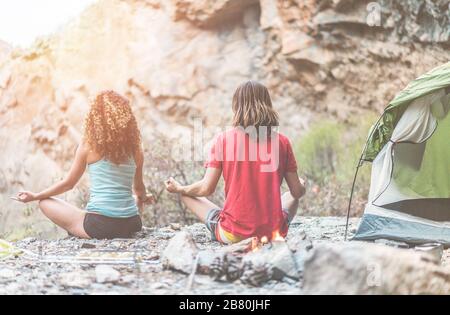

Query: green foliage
293,113,377,216
295,121,343,184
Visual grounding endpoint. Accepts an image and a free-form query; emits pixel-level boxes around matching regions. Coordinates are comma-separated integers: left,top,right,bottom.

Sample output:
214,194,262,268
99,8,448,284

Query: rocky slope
0,0,449,236
0,40,11,62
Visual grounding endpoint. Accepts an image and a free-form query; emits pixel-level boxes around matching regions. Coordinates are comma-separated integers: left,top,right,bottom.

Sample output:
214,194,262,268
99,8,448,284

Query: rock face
303,242,450,295
0,0,448,234
168,0,260,26
380,0,450,43
0,40,11,62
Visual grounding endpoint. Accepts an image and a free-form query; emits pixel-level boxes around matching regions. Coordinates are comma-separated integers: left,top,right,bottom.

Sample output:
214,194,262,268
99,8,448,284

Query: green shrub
293,113,377,216
295,121,343,184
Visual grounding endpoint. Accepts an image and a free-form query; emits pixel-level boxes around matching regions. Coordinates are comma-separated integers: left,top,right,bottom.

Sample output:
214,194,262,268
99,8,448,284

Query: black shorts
83,213,142,240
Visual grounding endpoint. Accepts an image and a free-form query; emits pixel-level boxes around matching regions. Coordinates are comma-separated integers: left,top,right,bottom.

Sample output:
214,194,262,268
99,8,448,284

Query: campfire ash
162,230,313,287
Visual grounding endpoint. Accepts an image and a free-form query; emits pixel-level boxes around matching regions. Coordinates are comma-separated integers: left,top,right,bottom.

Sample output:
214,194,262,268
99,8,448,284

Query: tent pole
345,159,363,241
344,112,385,241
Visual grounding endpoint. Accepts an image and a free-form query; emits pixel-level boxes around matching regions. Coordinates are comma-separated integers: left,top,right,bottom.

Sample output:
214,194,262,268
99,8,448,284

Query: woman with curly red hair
14,91,153,239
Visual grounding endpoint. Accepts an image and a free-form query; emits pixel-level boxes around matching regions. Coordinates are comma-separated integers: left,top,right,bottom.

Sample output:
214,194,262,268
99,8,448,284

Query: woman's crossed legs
38,198,90,239
181,192,299,224
180,192,299,243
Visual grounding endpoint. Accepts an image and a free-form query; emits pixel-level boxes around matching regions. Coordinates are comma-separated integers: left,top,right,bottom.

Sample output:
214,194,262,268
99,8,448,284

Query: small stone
81,242,97,249
150,282,169,290
169,223,182,231
21,237,37,244
222,238,254,254
242,241,299,282
95,265,121,284
374,239,410,249
414,243,444,264
60,271,92,289
314,83,327,93
120,274,136,285
160,227,176,233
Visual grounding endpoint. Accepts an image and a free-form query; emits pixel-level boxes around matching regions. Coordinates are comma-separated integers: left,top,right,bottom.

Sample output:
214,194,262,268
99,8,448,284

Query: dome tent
347,62,450,245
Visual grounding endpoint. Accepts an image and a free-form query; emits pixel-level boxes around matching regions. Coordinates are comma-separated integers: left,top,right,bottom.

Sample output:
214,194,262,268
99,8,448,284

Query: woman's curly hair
83,91,141,164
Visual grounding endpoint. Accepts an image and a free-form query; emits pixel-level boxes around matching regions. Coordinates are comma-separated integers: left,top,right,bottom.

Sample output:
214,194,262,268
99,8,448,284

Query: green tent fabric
352,61,450,245
394,111,450,199
363,62,450,162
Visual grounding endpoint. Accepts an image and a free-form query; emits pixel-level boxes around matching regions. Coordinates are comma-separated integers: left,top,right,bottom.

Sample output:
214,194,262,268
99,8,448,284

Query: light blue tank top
86,159,138,218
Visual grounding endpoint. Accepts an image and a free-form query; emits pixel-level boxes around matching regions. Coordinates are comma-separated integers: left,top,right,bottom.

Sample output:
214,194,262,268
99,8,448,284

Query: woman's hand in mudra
141,194,156,205
135,194,156,215
13,191,38,203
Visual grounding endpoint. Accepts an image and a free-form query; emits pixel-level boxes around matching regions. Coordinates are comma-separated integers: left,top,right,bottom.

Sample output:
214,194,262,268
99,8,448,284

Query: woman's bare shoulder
78,141,102,164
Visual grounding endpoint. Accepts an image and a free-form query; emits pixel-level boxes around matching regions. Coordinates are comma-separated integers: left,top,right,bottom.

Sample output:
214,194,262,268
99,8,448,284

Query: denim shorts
205,208,222,242
205,208,292,243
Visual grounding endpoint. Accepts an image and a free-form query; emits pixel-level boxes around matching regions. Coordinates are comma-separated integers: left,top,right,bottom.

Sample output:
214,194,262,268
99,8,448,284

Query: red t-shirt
205,128,298,239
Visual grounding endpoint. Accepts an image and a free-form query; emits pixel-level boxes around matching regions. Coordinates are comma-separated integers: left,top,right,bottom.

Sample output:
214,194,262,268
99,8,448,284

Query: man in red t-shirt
166,81,306,244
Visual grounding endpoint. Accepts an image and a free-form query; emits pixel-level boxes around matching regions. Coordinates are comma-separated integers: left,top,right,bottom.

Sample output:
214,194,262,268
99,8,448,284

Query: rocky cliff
0,0,448,236
0,40,11,62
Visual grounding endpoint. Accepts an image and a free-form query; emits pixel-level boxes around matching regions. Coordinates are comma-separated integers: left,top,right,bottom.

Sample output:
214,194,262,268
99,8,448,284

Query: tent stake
345,159,363,241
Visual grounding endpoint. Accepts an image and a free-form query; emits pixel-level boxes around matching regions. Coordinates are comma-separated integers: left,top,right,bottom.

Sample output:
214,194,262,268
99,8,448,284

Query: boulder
303,242,450,295
162,231,199,274
287,231,314,274
242,241,299,280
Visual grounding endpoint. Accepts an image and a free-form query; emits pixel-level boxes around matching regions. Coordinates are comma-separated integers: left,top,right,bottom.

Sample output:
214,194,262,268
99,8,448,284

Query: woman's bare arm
133,149,155,214
133,149,147,200
165,168,222,197
16,143,88,203
285,172,306,200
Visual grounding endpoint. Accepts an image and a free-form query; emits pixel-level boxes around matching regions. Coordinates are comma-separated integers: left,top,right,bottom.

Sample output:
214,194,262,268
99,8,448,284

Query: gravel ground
0,217,447,295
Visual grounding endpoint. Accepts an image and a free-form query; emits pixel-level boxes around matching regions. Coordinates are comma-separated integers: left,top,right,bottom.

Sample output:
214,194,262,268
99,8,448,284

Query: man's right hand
165,177,183,194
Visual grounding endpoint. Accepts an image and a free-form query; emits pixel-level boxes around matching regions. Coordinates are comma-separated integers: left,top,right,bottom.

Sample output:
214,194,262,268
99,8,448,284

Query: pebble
81,242,97,249
169,223,182,231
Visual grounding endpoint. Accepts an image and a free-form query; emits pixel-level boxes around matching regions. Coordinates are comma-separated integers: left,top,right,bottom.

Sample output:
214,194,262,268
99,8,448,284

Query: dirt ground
0,216,448,295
